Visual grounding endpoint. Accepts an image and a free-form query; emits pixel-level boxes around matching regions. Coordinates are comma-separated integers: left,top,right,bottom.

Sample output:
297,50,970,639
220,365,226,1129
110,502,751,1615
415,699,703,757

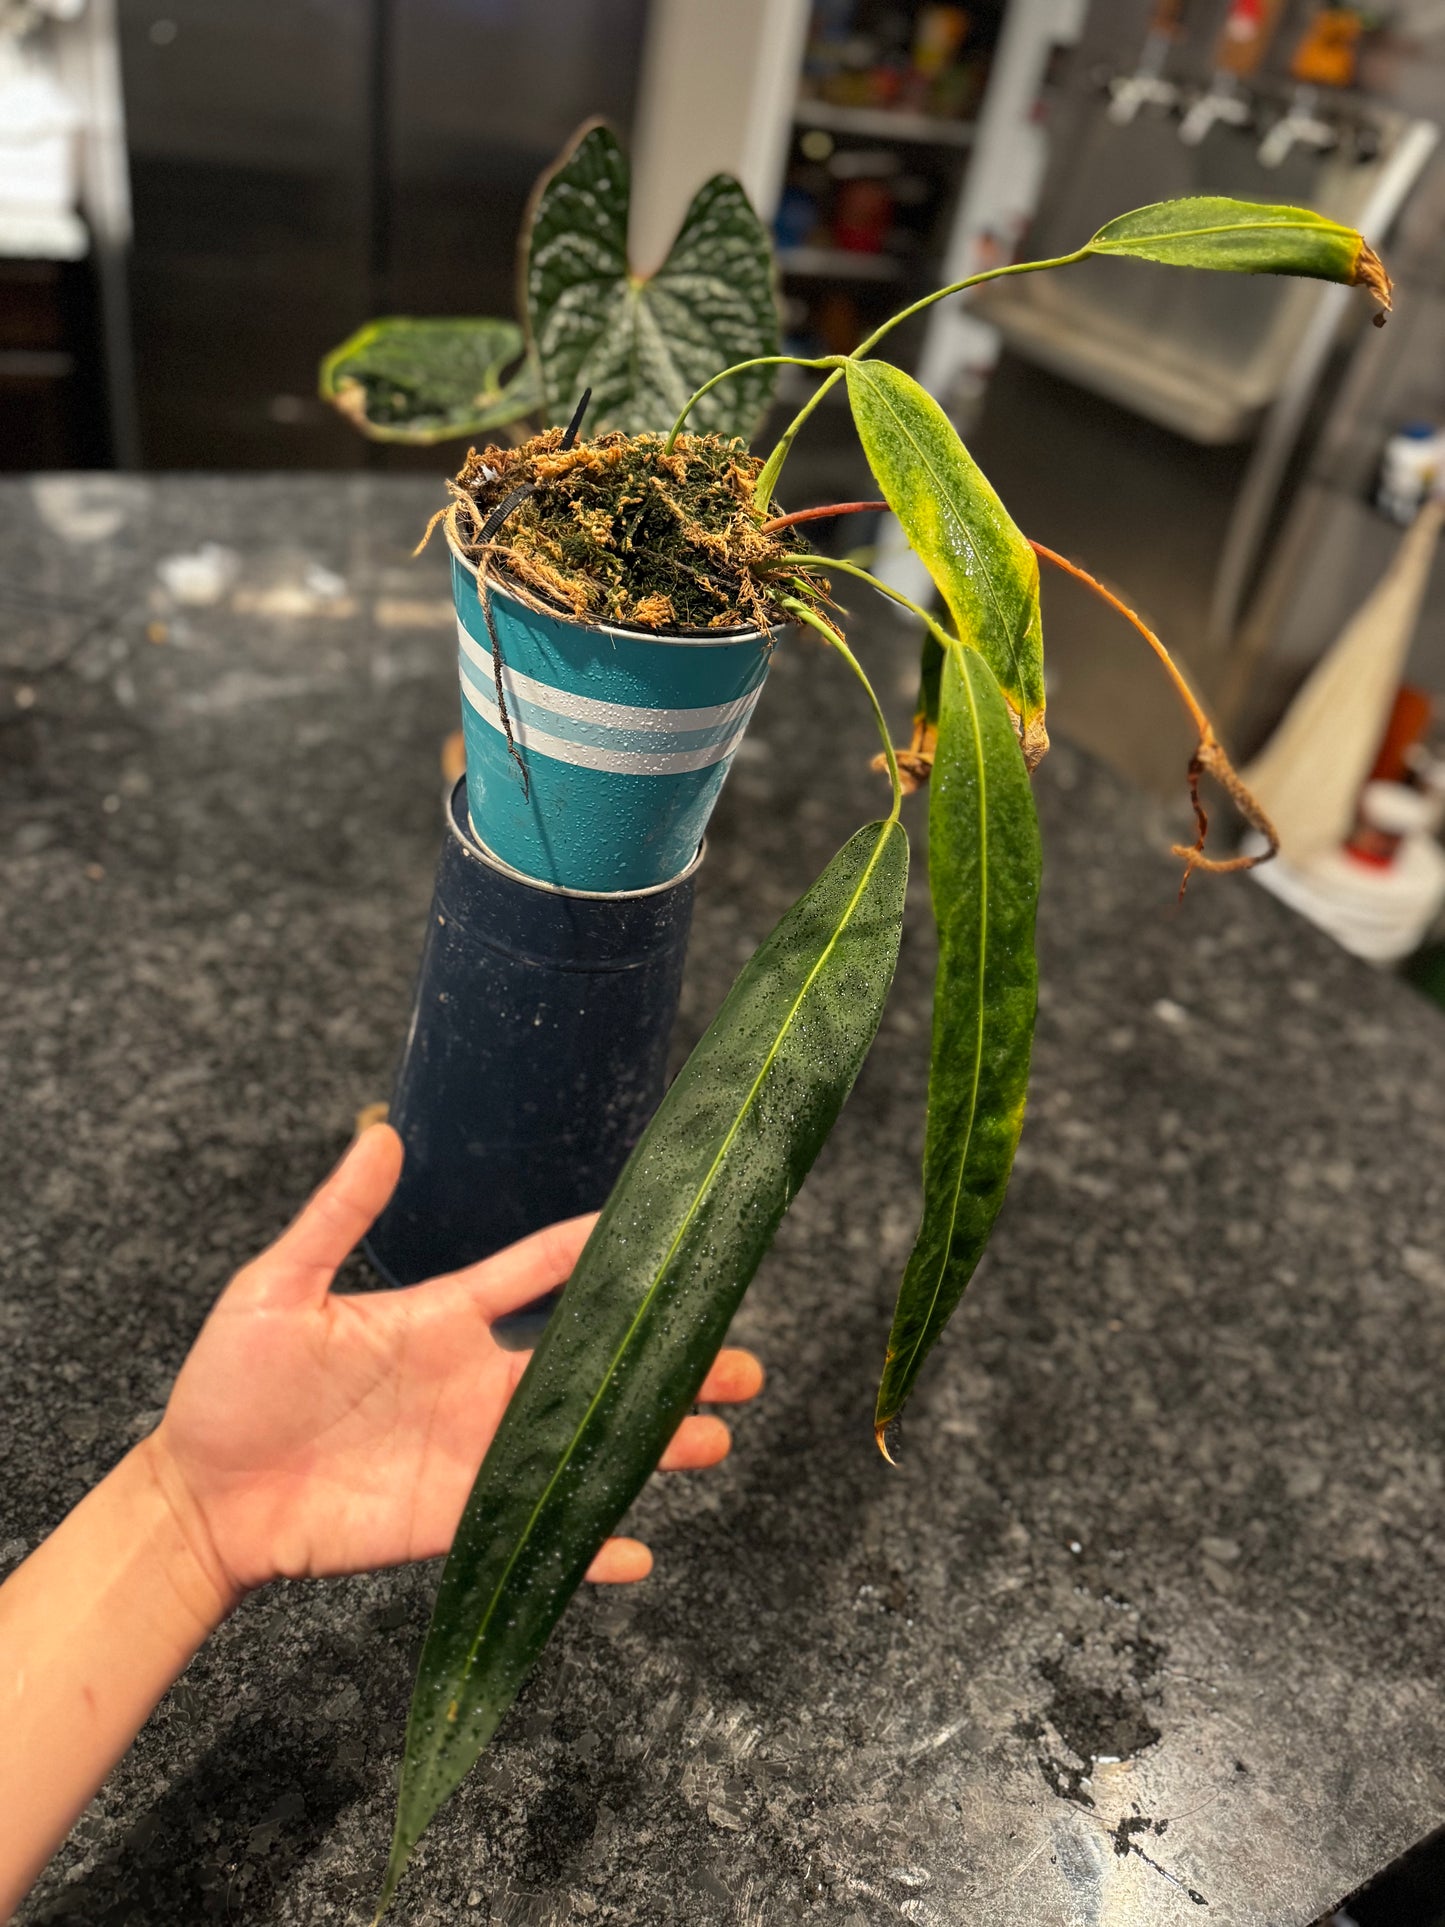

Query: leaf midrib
1094,215,1341,249
889,654,987,1394
433,821,900,1746
860,369,1022,698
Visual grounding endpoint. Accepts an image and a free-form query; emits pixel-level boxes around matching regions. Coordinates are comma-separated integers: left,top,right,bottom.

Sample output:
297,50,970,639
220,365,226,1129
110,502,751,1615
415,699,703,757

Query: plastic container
365,778,698,1293
450,538,775,894
0,42,77,213
1377,422,1441,526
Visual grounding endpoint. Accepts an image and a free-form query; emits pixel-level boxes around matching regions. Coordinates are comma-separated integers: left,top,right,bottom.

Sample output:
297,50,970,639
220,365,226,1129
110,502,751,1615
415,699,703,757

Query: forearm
0,1438,237,1919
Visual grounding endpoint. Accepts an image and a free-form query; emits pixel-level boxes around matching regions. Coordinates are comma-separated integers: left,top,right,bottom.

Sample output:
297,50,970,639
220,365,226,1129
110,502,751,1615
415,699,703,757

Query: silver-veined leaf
524,120,779,438
318,317,540,443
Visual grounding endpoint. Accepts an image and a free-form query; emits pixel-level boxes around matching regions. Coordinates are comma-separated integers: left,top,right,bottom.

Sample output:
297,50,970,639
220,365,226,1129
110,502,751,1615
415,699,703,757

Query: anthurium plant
332,130,1391,1919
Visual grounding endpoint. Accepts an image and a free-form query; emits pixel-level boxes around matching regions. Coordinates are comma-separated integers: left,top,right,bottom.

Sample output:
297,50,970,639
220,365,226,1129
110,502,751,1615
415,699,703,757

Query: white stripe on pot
457,655,755,756
456,619,765,733
459,675,753,776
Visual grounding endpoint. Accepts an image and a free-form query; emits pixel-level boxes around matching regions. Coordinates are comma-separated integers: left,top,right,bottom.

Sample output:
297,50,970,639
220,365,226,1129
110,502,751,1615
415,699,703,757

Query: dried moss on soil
434,428,822,633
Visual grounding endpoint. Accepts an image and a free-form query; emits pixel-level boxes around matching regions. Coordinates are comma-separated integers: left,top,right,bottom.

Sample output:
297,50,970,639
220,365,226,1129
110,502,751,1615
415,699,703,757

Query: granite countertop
4,473,1445,1927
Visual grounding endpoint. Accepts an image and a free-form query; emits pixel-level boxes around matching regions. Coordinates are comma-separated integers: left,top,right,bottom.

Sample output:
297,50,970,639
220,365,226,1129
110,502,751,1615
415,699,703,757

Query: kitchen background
6,0,1445,1013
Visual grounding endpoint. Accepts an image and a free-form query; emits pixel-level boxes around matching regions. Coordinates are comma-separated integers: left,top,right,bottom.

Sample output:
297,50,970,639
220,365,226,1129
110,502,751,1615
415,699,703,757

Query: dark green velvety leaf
377,818,908,1920
876,645,1039,1443
318,317,540,443
846,358,1047,770
524,121,779,437
1085,197,1391,307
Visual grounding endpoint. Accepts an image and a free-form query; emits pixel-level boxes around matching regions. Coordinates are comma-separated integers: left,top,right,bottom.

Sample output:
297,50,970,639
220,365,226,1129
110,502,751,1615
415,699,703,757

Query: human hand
144,1125,763,1607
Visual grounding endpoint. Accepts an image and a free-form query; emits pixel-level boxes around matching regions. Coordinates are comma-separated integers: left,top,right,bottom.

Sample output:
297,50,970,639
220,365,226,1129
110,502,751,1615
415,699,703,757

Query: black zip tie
476,478,538,545
477,566,529,801
469,387,589,795
561,386,591,450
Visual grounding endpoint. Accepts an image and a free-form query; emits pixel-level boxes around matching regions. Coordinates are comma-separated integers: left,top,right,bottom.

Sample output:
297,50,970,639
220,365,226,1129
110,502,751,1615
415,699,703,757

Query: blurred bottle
1181,0,1287,142
1377,421,1441,526
1368,684,1434,788
833,176,894,251
1289,7,1364,89
905,4,973,115
1217,0,1288,76
913,5,969,73
774,184,821,251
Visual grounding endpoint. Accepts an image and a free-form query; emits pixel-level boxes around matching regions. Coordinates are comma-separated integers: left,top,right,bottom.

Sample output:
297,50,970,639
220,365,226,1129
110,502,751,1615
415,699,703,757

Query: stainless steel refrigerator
116,0,649,466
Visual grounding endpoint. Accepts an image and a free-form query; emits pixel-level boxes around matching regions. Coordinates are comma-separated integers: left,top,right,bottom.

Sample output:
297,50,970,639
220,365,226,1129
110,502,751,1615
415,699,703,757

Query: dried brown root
1172,729,1280,895
1029,540,1278,893
423,428,827,634
871,713,938,793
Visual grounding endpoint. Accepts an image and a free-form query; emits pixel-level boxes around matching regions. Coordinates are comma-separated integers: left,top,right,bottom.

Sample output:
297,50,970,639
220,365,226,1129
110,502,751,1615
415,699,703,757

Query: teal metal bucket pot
450,541,778,894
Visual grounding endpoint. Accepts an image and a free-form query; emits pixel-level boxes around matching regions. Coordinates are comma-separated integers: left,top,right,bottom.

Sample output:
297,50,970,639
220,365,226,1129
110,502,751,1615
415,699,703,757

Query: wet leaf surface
380,817,908,1916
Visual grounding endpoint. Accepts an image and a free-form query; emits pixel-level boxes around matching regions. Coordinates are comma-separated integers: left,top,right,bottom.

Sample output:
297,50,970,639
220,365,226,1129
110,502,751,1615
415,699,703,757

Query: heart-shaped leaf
847,358,1047,770
376,817,908,1921
318,317,540,443
1084,197,1391,308
876,643,1040,1443
524,121,779,438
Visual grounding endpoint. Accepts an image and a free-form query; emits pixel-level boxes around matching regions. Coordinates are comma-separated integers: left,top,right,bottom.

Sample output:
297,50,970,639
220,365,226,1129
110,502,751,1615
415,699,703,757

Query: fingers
535,1347,767,1586
697,1347,764,1405
586,1537,652,1584
234,1124,404,1309
659,1413,731,1472
650,1350,761,1471
422,1212,599,1322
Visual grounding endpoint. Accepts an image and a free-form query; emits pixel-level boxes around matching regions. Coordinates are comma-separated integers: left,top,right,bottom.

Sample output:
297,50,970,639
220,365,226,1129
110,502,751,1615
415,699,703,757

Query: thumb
241,1123,403,1308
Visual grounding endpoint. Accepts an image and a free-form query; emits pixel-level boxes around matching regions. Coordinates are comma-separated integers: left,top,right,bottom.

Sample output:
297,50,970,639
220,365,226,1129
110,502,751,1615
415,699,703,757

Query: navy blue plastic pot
365,778,697,1306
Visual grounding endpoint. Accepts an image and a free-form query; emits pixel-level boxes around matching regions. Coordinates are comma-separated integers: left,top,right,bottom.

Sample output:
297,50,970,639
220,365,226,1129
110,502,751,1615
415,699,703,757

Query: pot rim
446,778,707,901
446,528,785,649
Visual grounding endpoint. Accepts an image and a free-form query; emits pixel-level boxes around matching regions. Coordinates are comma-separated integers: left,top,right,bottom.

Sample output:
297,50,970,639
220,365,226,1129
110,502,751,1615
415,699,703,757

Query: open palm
150,1126,761,1601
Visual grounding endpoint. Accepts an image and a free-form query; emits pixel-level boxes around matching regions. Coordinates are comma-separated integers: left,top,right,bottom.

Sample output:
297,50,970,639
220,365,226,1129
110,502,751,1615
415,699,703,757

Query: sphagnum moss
430,427,826,633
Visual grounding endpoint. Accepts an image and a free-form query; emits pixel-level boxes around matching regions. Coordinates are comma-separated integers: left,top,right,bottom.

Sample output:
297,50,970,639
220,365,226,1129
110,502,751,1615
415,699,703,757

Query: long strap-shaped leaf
875,647,1040,1446
1084,196,1390,302
377,818,909,1919
845,358,1047,771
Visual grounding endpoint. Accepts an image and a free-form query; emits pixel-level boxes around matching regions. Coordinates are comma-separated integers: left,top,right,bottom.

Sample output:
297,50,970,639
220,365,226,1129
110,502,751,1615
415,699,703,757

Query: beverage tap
1108,0,1186,125
1180,0,1286,145
1258,84,1339,166
1258,9,1361,167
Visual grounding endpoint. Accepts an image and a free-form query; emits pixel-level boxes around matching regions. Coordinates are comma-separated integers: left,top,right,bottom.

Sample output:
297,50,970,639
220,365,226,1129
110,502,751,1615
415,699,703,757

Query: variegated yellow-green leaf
846,358,1047,770
377,820,908,1920
318,317,540,443
524,121,779,438
1084,197,1391,309
876,643,1040,1446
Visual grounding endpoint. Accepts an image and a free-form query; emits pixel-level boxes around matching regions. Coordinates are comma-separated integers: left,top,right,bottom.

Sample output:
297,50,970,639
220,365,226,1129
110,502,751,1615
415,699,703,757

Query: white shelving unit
792,97,977,148
776,244,903,281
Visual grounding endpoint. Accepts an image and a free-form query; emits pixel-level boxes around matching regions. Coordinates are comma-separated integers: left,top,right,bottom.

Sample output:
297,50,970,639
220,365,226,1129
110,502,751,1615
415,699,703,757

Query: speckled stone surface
4,474,1445,1927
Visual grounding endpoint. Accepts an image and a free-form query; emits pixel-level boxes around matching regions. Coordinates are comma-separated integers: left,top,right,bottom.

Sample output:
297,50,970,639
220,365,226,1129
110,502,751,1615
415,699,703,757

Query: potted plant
324,125,1391,1919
